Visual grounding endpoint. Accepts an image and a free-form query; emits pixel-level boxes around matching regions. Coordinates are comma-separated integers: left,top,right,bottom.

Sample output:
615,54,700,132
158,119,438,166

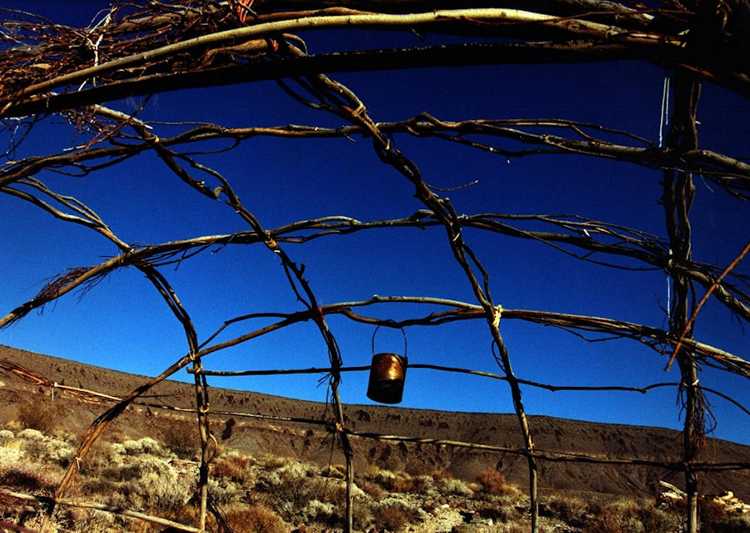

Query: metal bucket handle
371,326,408,359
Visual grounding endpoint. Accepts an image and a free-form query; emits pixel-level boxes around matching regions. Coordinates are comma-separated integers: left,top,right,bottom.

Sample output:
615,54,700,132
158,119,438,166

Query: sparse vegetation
476,467,519,497
212,452,254,485
223,504,286,533
358,478,385,499
0,465,56,492
160,419,197,459
542,495,588,527
436,475,473,496
17,401,57,434
697,496,750,533
372,503,414,531
0,421,747,532
582,499,682,533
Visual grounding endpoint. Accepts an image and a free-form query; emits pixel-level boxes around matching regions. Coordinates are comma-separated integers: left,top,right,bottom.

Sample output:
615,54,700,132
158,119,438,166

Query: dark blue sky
2,1,749,445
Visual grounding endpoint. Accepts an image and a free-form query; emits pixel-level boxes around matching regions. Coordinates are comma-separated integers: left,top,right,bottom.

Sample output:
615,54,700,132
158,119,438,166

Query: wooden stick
4,8,672,103
667,239,750,369
0,490,200,533
662,70,702,533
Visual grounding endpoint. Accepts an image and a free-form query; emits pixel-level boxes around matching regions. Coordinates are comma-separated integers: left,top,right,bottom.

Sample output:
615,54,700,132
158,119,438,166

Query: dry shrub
352,501,375,530
261,454,288,469
212,453,253,485
702,499,730,526
477,504,511,522
637,502,680,532
0,465,56,492
701,499,750,533
304,477,352,505
320,464,345,479
261,461,314,510
300,493,373,529
301,499,335,523
80,477,120,498
171,504,219,532
708,516,750,533
124,470,192,513
120,437,168,457
373,504,415,531
161,419,197,458
78,439,112,475
404,459,435,477
584,500,680,533
260,461,335,520
584,504,628,533
301,497,376,530
17,401,57,433
476,468,516,497
224,504,286,533
208,476,244,506
436,476,472,496
390,475,415,493
58,508,118,533
91,453,193,513
259,460,371,526
369,468,415,493
359,479,385,499
20,432,73,466
543,495,587,527
430,468,453,481
0,445,23,467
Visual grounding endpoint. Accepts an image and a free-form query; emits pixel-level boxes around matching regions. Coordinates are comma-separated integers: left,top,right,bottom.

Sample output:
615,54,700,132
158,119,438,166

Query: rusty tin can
367,353,408,404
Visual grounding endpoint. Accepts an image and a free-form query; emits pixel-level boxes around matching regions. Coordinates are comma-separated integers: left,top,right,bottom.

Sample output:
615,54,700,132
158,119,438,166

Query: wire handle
371,326,408,358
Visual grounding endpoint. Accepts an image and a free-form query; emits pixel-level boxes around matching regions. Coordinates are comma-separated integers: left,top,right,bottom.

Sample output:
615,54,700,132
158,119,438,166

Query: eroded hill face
1,344,750,502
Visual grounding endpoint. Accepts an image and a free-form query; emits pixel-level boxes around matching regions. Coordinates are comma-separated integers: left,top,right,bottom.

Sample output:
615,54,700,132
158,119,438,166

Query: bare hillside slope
1,344,749,500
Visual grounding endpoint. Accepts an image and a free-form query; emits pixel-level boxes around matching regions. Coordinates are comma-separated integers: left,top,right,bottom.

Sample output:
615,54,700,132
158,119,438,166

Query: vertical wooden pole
191,358,211,532
492,328,538,532
662,71,702,533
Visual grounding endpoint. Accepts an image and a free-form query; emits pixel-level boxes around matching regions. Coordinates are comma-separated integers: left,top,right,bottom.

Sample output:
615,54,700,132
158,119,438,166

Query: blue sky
1,1,749,445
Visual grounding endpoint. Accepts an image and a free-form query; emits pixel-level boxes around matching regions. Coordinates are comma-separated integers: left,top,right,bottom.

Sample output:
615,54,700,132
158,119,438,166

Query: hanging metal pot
367,327,408,404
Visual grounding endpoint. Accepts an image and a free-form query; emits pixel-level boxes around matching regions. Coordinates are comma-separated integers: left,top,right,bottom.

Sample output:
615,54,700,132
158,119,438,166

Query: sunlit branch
0,490,200,533
1,8,679,105
0,176,215,526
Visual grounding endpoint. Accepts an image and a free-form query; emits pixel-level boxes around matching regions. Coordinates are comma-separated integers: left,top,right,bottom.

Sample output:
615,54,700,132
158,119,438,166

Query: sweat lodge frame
1,1,750,532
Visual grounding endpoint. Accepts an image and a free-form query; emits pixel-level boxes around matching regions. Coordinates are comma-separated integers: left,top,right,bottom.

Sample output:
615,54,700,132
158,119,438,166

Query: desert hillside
1,343,750,504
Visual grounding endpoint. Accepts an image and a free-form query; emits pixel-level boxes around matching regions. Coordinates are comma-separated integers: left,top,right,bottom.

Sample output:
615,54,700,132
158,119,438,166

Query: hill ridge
1,344,749,499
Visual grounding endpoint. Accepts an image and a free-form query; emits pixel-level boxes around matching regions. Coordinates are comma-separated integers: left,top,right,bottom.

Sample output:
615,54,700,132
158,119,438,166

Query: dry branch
0,2,748,532
0,489,200,533
0,42,679,119
4,115,750,193
0,8,678,105
190,363,750,415
669,239,750,368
